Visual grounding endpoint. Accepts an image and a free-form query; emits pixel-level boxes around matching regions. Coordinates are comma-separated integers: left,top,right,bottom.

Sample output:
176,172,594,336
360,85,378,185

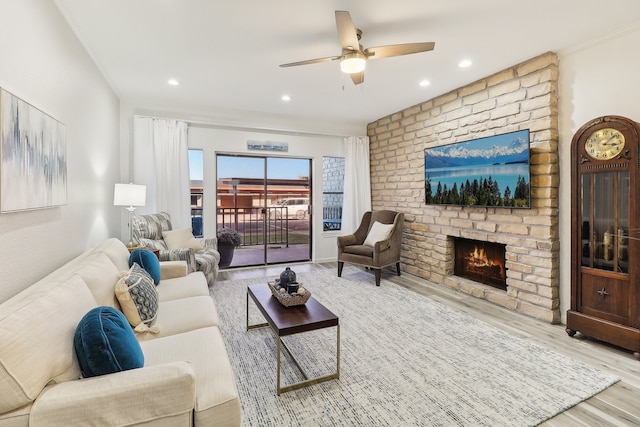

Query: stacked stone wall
367,52,560,323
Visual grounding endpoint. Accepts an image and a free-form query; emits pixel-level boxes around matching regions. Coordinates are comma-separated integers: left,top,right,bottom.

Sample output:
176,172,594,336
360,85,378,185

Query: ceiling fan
279,10,435,85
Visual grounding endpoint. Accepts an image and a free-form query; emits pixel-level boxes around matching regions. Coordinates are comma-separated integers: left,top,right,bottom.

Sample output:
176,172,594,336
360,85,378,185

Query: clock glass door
580,171,629,273
578,169,630,323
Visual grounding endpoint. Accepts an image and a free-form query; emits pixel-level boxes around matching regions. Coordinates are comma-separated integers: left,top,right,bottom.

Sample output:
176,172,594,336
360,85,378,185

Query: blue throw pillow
129,248,161,284
74,306,144,378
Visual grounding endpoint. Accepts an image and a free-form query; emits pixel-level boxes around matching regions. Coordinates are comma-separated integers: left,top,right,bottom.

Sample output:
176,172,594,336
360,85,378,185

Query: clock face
585,127,626,160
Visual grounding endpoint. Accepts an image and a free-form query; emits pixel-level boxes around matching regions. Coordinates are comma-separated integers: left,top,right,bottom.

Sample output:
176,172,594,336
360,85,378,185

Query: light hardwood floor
218,263,640,426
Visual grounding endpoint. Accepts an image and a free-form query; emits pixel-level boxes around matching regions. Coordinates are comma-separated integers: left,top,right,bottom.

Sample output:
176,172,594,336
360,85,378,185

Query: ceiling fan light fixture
340,52,366,74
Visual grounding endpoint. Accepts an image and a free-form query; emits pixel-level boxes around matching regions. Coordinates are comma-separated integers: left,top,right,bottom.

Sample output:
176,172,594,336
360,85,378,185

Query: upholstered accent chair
337,210,404,286
132,212,219,286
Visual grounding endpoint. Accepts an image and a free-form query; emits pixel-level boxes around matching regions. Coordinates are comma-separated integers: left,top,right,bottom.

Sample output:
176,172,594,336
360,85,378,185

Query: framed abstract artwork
0,88,67,212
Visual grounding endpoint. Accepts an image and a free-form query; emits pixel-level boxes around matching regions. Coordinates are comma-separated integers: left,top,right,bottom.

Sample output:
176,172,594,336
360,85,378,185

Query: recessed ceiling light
458,59,472,68
419,80,431,87
168,79,180,86
281,95,291,101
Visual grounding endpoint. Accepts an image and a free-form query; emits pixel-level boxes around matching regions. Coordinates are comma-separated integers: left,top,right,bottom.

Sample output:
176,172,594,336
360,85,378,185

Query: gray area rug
211,266,619,426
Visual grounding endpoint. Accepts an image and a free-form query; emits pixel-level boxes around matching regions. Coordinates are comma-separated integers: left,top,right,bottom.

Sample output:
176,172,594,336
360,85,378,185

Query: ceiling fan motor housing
340,52,366,73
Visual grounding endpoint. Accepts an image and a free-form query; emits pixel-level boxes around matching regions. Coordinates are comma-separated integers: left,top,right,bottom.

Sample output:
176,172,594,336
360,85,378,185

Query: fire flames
455,238,507,290
465,245,505,277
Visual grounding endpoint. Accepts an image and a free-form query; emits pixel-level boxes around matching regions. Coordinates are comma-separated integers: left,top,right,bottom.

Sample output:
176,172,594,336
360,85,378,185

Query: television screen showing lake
424,130,531,208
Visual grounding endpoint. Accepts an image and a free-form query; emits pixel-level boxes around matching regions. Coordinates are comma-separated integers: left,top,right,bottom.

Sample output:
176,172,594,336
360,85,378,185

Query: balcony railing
323,206,342,231
216,207,289,247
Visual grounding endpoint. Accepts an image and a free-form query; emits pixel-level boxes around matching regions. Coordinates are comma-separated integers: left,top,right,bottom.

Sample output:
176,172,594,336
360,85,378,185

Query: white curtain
133,117,191,229
342,136,372,233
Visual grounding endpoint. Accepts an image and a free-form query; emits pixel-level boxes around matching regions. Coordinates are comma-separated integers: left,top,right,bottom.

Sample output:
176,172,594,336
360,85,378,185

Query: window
189,149,204,237
322,156,344,231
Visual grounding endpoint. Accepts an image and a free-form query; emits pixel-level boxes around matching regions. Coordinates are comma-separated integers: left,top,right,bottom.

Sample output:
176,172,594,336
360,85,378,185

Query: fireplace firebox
454,238,507,290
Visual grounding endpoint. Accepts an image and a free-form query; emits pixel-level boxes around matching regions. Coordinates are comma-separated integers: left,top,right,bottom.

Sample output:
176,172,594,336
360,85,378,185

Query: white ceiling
55,0,640,132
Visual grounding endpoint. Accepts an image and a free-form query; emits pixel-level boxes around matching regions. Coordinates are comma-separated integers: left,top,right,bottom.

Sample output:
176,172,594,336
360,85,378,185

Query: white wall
557,26,640,323
118,99,360,262
187,125,346,263
0,0,121,302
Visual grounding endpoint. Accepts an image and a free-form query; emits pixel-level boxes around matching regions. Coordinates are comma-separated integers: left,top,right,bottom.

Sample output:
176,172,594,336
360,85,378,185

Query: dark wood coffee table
246,284,340,394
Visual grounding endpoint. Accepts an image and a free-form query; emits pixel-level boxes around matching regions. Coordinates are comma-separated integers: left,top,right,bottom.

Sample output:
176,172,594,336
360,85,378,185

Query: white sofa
0,238,241,426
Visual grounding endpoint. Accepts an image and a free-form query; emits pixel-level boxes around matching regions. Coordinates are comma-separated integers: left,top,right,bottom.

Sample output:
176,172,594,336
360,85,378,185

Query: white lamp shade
340,53,366,74
113,183,146,207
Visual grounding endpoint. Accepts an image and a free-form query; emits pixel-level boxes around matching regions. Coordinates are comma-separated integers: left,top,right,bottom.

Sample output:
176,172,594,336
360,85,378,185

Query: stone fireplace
367,52,560,324
454,237,506,290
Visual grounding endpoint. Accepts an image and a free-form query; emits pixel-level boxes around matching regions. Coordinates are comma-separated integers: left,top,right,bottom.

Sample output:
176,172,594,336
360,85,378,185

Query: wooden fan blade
335,10,360,50
350,71,364,85
365,42,435,59
279,56,340,67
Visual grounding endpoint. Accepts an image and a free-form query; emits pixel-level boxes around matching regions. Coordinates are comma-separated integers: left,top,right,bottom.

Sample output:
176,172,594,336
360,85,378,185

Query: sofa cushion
29,362,195,426
156,271,209,302
115,264,159,333
129,248,161,284
0,402,31,425
74,306,144,378
75,252,122,308
141,327,241,426
162,228,205,251
363,221,394,247
137,296,220,341
32,248,95,285
343,244,374,257
0,274,96,414
91,238,132,272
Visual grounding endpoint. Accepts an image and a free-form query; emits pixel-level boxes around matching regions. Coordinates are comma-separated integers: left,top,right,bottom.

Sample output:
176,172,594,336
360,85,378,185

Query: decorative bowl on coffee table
268,280,311,307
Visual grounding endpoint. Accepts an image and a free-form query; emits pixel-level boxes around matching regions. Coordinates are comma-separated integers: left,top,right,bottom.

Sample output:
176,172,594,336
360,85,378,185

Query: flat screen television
424,129,531,208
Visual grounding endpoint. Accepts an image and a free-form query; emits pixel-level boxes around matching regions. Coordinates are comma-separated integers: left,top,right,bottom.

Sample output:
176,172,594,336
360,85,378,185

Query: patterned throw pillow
115,263,159,334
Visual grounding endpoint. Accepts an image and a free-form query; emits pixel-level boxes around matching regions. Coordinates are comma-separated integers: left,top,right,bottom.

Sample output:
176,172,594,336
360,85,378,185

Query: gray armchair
337,210,404,286
131,212,219,286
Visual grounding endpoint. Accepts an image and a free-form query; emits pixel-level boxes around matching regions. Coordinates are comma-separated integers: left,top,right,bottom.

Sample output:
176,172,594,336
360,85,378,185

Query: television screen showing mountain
424,129,531,208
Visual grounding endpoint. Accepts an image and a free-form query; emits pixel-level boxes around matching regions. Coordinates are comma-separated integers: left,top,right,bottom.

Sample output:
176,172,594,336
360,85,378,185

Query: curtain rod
134,114,351,139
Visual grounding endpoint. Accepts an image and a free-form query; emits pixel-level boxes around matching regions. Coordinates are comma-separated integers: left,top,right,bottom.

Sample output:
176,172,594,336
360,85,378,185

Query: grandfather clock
566,115,640,360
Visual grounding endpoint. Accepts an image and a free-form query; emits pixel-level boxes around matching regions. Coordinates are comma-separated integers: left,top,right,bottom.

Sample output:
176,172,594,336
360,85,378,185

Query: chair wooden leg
375,269,381,286
338,261,344,277
396,262,401,276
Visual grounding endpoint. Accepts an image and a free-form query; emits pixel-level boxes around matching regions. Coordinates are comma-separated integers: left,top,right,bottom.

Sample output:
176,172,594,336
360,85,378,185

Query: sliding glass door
215,154,311,268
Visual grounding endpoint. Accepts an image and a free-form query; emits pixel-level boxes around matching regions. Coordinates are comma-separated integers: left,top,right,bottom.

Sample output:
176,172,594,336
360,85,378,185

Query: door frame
215,153,312,268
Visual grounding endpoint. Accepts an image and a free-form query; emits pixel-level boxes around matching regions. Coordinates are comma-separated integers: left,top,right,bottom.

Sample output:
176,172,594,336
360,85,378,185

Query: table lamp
113,183,146,248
